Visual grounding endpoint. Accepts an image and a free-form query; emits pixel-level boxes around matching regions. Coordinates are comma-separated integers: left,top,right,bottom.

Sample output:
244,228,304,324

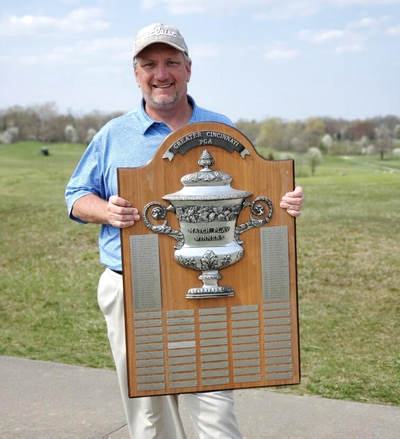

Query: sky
1,0,399,122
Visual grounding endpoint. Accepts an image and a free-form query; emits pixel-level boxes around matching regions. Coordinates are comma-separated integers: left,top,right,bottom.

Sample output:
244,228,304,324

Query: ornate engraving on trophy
144,150,273,299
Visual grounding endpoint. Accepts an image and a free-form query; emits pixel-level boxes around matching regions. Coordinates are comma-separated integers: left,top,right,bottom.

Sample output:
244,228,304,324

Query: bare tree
256,118,286,151
64,124,78,143
236,119,261,143
306,147,322,176
302,118,325,149
85,128,97,145
394,124,400,140
375,124,393,160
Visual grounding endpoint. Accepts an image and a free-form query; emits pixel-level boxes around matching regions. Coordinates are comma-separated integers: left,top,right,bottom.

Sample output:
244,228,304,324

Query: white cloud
299,26,369,55
140,0,160,8
330,0,400,4
67,8,109,32
0,8,109,36
140,0,211,14
299,29,348,44
265,48,300,60
299,12,397,55
140,0,318,17
76,37,132,56
349,17,379,29
191,44,220,58
351,17,376,28
264,44,300,60
251,1,319,20
140,0,400,17
386,25,400,35
4,37,132,67
347,15,391,33
335,43,363,53
0,55,13,63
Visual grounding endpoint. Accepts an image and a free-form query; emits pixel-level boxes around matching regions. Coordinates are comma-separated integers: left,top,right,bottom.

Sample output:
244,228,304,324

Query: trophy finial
198,149,215,169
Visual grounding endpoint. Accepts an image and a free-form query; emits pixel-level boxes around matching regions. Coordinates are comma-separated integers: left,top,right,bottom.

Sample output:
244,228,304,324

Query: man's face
134,43,191,112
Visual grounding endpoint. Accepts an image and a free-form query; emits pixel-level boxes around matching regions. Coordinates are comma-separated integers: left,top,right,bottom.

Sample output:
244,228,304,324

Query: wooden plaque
118,122,300,397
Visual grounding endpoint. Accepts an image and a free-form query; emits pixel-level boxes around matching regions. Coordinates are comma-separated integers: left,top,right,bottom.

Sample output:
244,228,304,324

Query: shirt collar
137,99,156,134
138,95,197,135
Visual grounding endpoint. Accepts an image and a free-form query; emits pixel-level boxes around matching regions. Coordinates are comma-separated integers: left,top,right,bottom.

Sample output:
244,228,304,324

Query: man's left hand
280,186,304,217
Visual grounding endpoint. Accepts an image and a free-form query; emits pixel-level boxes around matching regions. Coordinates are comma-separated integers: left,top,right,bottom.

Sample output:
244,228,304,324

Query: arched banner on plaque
118,122,300,398
162,128,250,160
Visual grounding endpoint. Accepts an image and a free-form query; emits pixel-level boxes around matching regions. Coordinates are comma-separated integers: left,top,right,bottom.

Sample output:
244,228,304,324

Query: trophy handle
143,201,184,249
235,196,273,243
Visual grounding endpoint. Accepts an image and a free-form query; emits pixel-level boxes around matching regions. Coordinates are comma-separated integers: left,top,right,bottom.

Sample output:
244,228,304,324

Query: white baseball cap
134,23,189,57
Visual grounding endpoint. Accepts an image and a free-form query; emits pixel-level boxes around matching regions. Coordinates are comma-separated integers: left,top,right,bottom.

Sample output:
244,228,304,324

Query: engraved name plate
130,235,161,311
260,226,290,302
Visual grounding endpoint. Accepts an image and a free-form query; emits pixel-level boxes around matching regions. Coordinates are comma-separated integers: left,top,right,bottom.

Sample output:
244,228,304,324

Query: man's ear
186,60,192,83
134,68,141,87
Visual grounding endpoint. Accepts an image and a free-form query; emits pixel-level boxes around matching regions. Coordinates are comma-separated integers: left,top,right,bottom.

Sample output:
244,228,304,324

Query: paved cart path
1,356,399,439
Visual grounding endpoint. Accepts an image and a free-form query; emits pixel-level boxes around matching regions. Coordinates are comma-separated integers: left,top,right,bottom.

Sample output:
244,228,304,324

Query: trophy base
186,270,234,299
186,286,234,299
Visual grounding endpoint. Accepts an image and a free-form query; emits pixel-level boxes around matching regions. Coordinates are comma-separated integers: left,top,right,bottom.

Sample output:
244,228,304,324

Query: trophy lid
163,149,252,201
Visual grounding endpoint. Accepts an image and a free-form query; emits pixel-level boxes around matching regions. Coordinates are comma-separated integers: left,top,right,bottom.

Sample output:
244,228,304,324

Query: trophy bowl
143,149,273,299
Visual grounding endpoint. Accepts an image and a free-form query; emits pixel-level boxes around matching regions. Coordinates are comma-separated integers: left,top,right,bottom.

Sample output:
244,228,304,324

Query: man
66,23,304,439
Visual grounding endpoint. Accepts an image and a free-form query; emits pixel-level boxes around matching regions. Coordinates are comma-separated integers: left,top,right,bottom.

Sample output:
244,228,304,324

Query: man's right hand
72,193,140,228
107,195,140,228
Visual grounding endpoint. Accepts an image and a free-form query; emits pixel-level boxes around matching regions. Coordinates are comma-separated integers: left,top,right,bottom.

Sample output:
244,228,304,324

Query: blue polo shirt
65,96,232,271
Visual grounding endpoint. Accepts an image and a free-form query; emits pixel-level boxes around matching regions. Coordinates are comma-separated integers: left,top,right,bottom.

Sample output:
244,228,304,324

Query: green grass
0,142,108,367
287,154,400,405
1,143,399,405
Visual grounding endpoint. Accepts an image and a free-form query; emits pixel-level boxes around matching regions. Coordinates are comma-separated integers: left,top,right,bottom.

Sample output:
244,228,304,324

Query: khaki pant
98,268,243,439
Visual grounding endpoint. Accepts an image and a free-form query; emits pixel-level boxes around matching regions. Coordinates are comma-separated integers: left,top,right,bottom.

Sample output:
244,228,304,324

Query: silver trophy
143,149,273,299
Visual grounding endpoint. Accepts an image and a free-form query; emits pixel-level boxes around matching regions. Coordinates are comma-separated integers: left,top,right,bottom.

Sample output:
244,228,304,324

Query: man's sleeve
65,136,104,223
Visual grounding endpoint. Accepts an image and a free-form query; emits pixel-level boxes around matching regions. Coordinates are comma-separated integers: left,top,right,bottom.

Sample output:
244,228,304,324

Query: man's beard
146,91,179,110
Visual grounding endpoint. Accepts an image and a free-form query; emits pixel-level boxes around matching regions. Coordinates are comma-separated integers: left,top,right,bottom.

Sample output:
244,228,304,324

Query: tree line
1,103,399,159
0,103,123,145
237,115,400,159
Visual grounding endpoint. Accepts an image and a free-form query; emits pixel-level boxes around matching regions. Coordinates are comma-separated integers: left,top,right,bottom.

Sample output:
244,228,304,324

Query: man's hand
107,195,140,228
280,186,304,217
